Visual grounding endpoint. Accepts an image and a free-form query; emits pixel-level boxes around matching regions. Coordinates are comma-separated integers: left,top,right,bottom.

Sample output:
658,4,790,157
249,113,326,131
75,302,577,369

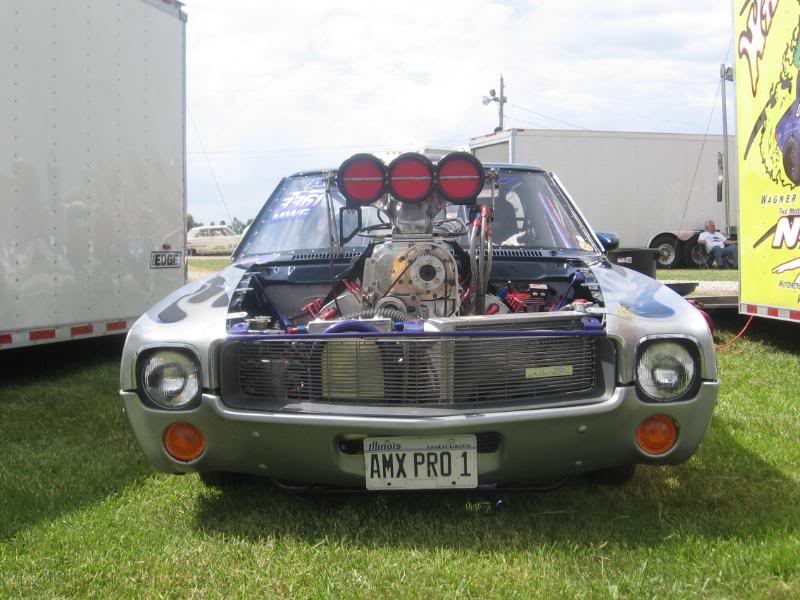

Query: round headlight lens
636,341,697,401
141,350,200,409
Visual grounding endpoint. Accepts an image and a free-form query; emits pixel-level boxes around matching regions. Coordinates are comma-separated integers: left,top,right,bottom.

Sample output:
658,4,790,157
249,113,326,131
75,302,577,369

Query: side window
199,229,210,238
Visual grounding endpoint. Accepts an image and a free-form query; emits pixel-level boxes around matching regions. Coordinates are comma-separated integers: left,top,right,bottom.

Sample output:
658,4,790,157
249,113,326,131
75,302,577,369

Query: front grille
237,334,598,407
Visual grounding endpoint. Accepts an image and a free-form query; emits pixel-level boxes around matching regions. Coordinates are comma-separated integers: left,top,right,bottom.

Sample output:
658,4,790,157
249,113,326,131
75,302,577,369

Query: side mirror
596,232,620,252
338,207,362,244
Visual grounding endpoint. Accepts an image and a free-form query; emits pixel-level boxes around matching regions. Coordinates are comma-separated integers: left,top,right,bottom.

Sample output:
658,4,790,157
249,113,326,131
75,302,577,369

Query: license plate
150,251,182,268
364,435,478,490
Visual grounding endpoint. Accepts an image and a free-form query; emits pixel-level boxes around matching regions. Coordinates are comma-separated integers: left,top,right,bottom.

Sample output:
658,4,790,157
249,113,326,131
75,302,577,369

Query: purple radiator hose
323,320,381,334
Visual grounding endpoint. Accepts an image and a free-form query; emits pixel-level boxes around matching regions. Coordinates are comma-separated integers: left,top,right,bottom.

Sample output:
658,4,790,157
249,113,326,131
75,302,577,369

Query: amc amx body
120,153,718,491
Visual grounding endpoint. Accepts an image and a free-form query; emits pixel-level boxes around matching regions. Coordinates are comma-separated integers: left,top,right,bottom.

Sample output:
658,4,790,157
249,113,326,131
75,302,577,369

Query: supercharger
353,163,465,319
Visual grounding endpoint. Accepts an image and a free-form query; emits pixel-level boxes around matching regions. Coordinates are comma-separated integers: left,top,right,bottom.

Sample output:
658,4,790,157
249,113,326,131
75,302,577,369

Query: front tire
650,234,681,269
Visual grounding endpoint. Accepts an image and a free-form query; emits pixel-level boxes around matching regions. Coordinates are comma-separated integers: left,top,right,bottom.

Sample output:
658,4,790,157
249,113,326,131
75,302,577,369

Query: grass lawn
657,268,739,282
187,256,232,279
1,316,798,598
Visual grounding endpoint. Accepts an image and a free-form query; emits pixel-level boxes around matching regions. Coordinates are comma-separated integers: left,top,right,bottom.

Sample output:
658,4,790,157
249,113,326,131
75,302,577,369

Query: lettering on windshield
270,190,326,220
305,177,326,189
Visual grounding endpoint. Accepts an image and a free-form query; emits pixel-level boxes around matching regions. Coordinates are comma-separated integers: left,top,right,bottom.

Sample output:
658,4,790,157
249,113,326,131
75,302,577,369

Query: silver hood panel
591,263,716,382
120,264,249,390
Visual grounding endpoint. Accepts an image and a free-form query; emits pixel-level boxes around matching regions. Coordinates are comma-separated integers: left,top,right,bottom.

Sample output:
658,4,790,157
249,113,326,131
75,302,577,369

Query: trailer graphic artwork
736,0,800,315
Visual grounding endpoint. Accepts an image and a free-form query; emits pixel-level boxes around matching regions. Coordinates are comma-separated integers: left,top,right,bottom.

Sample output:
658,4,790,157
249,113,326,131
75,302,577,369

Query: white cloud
183,0,732,223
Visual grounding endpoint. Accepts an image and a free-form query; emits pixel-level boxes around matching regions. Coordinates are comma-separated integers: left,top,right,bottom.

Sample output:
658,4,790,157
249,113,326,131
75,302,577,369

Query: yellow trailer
735,0,800,321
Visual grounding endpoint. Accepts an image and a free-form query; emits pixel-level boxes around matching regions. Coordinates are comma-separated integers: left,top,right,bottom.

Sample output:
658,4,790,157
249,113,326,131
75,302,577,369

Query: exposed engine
362,239,460,319
227,151,605,335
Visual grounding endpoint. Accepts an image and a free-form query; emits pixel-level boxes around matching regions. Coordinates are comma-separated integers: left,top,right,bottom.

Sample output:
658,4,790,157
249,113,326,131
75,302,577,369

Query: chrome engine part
362,238,461,319
375,295,407,314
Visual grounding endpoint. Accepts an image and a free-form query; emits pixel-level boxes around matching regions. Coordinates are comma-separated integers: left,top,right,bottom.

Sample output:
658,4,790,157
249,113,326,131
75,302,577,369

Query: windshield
473,170,597,251
238,169,599,256
236,175,383,256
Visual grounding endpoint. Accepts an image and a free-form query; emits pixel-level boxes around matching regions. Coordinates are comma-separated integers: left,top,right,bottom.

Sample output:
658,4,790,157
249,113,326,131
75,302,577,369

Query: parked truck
0,0,187,349
470,128,738,268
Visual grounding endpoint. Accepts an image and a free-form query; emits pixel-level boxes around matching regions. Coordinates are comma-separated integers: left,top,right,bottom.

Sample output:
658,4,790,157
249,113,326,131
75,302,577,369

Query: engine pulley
410,254,447,292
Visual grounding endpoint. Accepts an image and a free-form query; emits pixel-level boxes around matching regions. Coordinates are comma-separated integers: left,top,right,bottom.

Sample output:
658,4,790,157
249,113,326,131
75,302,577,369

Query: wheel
682,237,707,269
186,248,196,257
198,471,245,489
585,465,636,485
650,234,681,269
783,136,800,185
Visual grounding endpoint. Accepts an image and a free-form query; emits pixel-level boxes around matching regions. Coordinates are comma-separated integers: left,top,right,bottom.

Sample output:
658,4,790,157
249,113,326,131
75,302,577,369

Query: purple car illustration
776,78,800,185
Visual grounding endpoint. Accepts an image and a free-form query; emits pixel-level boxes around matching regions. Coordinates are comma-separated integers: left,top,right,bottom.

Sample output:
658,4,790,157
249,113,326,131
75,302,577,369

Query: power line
188,109,234,223
505,114,551,129
509,102,590,130
677,38,733,232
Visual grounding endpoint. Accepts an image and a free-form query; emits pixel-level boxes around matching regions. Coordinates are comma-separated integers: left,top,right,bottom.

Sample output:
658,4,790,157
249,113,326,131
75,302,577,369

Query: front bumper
121,381,718,487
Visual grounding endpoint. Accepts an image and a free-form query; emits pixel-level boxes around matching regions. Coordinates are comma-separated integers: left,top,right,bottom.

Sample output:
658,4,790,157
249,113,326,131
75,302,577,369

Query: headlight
139,350,201,409
635,340,699,401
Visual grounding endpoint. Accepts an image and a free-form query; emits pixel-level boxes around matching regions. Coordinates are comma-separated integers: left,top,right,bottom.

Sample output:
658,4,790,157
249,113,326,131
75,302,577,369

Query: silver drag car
120,152,718,491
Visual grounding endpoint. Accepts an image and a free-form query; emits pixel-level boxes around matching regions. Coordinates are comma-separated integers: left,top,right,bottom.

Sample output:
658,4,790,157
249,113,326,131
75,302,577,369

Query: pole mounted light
483,75,507,132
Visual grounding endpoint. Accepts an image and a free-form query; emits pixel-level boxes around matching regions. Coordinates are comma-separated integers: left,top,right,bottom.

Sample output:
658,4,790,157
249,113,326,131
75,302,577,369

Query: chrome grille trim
237,334,599,407
452,320,583,332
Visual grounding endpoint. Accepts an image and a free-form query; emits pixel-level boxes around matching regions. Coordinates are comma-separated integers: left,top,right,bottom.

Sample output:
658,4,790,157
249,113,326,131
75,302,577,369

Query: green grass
657,268,739,282
1,317,798,598
187,256,232,277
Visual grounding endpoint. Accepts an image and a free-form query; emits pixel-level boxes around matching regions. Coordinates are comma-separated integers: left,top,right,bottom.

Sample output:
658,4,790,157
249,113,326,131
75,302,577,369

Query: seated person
698,220,737,268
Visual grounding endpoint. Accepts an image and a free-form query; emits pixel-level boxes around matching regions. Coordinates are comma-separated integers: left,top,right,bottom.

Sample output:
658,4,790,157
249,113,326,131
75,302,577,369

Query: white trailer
470,128,738,268
0,0,187,349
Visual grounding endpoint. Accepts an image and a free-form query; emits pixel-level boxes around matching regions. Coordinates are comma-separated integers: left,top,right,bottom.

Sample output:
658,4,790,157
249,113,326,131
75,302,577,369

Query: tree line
186,214,253,234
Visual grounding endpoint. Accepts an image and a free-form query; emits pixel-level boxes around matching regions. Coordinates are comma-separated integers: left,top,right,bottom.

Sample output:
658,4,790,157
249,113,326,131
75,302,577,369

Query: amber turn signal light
164,422,205,461
636,415,678,455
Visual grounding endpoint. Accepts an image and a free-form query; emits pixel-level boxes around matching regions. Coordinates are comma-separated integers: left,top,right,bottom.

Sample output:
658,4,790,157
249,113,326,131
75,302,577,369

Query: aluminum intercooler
236,333,599,407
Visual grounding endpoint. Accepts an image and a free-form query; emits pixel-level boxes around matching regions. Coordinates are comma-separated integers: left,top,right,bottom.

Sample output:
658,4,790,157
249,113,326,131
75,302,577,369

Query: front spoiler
121,382,718,487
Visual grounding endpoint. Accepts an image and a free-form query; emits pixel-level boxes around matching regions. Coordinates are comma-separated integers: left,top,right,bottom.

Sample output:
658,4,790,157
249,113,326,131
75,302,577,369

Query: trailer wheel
783,136,800,185
650,234,681,269
682,237,707,269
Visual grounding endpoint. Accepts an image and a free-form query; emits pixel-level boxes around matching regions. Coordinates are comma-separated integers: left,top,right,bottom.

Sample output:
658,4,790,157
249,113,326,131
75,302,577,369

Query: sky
183,0,735,225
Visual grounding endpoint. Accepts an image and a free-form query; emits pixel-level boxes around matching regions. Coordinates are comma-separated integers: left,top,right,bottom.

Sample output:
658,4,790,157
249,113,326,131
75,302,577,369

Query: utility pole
483,75,508,132
720,63,734,234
